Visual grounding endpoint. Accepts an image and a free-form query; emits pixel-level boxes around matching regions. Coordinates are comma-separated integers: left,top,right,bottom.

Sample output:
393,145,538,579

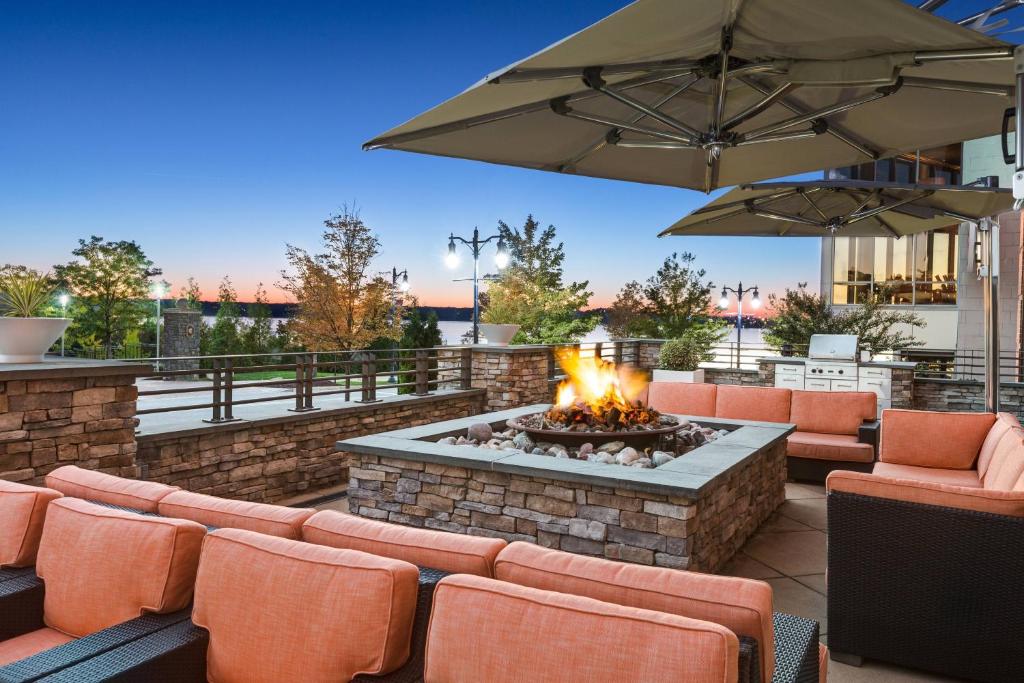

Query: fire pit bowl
507,413,681,450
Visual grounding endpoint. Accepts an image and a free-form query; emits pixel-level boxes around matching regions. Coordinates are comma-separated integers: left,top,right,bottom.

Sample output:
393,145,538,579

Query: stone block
568,518,606,541
619,511,658,533
607,526,667,552
576,505,619,525
525,494,575,517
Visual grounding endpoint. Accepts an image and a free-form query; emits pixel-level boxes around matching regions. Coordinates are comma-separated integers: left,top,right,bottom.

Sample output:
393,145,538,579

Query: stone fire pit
337,404,792,572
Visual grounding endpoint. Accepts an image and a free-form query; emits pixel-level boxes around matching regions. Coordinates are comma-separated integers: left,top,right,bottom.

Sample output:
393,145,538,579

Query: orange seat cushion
790,391,876,436
879,410,996,470
818,644,828,683
193,528,419,683
873,462,982,488
424,574,739,683
494,541,772,682
0,627,74,667
157,490,314,539
715,385,792,423
302,510,505,577
647,382,717,417
787,432,874,463
978,413,1021,478
0,480,62,568
44,466,178,512
982,426,1024,491
827,470,1024,517
35,498,206,638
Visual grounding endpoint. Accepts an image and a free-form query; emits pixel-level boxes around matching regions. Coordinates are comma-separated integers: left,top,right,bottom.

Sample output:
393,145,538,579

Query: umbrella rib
741,86,896,142
722,82,798,131
489,58,702,84
848,192,934,225
555,103,695,144
800,190,830,221
901,76,1013,97
752,207,825,227
688,188,802,216
737,76,882,159
584,74,702,140
558,75,701,171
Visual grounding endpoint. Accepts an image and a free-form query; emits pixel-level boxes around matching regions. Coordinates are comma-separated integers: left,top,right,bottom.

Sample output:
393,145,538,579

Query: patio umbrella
660,179,1012,411
364,0,1015,192
659,180,1014,237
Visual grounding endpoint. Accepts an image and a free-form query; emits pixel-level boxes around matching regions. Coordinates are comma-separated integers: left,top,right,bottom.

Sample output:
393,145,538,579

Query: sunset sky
0,0,999,310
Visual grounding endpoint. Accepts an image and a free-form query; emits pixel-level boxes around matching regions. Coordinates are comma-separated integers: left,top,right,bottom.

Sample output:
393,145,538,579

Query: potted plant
479,286,521,346
652,322,727,383
0,268,71,363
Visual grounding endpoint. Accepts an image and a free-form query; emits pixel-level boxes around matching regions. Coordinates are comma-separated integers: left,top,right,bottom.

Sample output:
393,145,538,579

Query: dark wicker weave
787,420,879,484
0,611,192,683
771,612,819,683
828,490,1024,682
0,567,35,585
738,636,758,683
0,573,44,642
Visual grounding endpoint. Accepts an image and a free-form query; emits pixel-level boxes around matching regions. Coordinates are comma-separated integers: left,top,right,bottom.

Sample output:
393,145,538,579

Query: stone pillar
162,302,202,377
0,360,149,485
469,345,550,411
757,360,776,387
891,367,915,409
634,340,664,370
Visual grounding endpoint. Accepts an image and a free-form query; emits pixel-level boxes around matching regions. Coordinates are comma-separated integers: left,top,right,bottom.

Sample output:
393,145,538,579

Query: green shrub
659,322,727,371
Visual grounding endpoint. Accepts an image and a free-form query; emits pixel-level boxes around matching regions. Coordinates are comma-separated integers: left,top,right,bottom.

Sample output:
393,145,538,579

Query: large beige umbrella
364,0,1015,192
660,179,1013,411
659,180,1014,237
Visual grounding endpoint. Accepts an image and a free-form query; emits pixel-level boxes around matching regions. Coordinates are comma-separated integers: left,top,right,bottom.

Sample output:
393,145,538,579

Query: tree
54,236,161,354
243,283,274,356
178,277,203,311
278,206,403,350
396,308,444,394
483,215,599,344
764,284,925,356
208,276,243,356
606,252,716,339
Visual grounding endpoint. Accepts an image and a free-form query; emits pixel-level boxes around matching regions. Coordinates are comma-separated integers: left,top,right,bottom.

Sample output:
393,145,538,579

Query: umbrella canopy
365,0,1014,192
659,180,1015,237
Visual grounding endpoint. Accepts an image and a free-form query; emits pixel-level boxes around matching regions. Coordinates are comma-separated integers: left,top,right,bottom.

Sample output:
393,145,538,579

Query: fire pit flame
548,350,659,431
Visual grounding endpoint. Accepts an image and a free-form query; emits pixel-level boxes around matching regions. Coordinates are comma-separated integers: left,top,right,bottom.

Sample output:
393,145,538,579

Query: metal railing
905,348,1024,383
133,348,470,423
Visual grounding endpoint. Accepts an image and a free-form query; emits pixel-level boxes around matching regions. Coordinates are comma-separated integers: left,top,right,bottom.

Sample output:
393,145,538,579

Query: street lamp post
58,294,69,357
386,267,410,383
152,283,166,370
718,282,761,354
445,227,509,344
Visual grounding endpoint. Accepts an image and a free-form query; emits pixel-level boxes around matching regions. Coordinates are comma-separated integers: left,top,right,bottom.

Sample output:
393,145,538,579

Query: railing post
547,347,556,381
414,350,430,396
460,347,472,390
292,354,305,411
594,341,603,361
305,352,316,410
358,352,380,403
223,358,235,421
206,358,223,423
614,341,624,365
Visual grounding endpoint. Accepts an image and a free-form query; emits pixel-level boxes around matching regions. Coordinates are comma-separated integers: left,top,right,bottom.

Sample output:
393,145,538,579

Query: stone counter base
349,440,785,573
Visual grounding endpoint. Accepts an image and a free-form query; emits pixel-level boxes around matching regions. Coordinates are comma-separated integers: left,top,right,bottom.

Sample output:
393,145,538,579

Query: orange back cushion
715,385,792,423
647,382,718,417
880,410,996,470
35,498,205,637
0,480,62,568
978,413,1022,478
494,541,773,682
157,490,314,539
302,510,505,576
193,528,419,683
424,574,738,683
983,427,1024,491
45,466,177,512
790,391,876,436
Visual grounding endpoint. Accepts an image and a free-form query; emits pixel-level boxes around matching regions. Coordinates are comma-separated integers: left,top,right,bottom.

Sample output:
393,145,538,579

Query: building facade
819,137,1022,372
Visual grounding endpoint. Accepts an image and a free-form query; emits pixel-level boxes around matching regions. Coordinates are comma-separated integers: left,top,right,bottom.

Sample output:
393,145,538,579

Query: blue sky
0,0,1010,307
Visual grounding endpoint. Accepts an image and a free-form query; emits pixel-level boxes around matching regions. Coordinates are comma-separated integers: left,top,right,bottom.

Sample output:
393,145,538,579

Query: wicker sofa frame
828,489,1024,682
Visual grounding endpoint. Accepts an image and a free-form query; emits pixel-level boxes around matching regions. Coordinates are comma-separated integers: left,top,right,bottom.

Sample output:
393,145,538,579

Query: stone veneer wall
913,378,1024,416
0,366,143,485
439,346,549,412
138,391,486,503
347,439,786,573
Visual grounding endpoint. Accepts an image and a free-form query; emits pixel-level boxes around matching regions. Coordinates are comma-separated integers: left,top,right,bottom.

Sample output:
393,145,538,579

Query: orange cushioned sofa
0,497,205,675
648,382,879,482
826,409,1024,682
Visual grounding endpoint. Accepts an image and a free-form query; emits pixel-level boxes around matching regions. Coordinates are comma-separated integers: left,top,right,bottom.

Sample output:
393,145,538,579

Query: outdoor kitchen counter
337,405,792,572
759,356,917,370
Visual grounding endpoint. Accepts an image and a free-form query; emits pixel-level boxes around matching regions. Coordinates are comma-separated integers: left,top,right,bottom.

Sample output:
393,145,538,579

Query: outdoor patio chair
827,409,1024,682
422,573,744,683
492,541,821,683
0,498,205,680
0,480,62,585
23,528,426,682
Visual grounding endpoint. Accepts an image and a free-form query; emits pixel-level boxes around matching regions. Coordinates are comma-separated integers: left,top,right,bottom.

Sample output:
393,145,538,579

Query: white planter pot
0,318,72,363
652,368,705,383
478,324,520,346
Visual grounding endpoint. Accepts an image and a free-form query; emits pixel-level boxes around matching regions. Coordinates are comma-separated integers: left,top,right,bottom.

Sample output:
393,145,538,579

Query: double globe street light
718,282,761,352
445,228,509,344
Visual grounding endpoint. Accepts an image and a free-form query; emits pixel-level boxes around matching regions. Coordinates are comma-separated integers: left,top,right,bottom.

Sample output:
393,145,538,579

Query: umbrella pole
980,217,1001,413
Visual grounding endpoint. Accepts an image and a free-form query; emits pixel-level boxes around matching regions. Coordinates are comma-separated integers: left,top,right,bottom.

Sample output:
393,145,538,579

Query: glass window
831,227,958,306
